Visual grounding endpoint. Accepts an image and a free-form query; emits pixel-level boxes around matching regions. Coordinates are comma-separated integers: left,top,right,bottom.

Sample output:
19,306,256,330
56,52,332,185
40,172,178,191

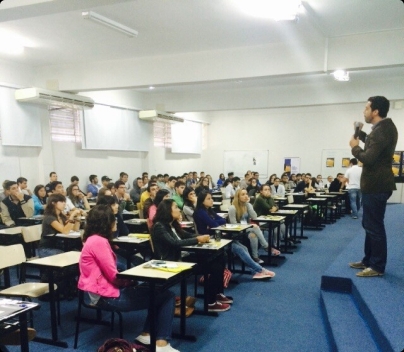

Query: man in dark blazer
349,96,398,277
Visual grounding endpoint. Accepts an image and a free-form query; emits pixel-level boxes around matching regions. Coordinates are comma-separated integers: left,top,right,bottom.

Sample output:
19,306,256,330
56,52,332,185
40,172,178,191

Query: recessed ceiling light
149,86,155,90
235,0,302,21
332,70,350,82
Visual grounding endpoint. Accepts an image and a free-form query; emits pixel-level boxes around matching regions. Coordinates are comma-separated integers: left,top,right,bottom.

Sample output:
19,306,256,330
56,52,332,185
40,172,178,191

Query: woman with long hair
79,205,178,352
182,187,197,222
205,174,214,190
230,189,280,263
216,173,225,188
246,178,260,198
266,174,277,186
146,189,170,230
152,199,232,313
32,184,47,215
67,184,90,210
38,193,82,258
194,191,275,280
195,177,209,196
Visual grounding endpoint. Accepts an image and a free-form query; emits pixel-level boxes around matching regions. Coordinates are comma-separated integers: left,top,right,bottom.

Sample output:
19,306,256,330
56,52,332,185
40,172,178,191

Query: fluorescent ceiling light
82,11,138,37
332,70,350,82
0,30,33,55
235,0,302,21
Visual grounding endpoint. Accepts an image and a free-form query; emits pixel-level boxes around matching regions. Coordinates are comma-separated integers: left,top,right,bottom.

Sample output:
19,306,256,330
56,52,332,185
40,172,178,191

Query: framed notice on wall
283,157,300,175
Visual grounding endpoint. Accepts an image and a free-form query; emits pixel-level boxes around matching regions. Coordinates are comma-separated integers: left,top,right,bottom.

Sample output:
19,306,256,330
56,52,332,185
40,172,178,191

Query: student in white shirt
344,158,362,219
270,178,285,197
224,177,240,200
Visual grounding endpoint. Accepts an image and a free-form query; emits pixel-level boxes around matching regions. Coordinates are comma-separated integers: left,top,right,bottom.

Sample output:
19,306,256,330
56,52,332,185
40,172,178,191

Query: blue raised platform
321,204,404,352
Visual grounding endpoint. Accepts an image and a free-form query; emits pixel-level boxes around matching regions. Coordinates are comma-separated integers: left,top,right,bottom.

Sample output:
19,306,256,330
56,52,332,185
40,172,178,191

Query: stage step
320,290,379,352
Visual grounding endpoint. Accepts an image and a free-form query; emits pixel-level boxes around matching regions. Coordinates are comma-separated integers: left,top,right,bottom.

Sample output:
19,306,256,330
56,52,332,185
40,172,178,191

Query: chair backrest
0,244,26,269
21,224,42,243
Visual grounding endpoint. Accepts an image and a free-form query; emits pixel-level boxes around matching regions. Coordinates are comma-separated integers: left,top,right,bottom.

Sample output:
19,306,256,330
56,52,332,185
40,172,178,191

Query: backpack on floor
98,338,150,352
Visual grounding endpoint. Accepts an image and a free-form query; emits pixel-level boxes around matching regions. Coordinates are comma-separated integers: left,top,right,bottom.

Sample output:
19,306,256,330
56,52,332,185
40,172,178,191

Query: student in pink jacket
78,205,179,352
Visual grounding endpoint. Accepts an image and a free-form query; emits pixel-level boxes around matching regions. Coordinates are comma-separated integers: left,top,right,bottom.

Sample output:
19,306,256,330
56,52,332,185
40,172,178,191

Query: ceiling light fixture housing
82,11,138,37
332,70,350,82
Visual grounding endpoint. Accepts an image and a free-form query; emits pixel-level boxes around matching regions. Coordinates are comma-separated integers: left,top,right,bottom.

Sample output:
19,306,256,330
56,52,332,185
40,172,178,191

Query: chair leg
118,312,123,338
56,289,61,326
74,294,83,349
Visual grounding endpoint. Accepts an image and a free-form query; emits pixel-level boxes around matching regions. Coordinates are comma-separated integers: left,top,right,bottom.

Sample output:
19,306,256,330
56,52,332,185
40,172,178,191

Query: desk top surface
0,298,39,321
272,210,298,215
211,224,252,232
282,204,309,208
182,238,232,250
124,219,148,224
118,260,195,280
0,227,23,235
26,251,80,267
113,236,149,244
256,215,286,222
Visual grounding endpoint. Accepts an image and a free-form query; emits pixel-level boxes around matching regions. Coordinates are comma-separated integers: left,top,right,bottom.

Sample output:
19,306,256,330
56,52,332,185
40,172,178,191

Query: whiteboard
223,150,268,178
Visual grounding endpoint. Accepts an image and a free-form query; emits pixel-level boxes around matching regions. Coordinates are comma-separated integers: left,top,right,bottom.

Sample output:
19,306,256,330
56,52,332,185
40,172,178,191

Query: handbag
98,338,150,352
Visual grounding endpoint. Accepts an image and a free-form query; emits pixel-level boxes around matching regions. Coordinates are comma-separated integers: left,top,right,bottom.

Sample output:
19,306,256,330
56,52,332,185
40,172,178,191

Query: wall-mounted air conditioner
15,87,94,109
139,110,184,123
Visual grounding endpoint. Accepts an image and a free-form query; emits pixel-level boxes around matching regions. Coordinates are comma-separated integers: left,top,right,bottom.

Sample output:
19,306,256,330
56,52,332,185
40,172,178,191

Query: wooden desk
23,251,80,348
0,227,23,235
17,216,44,226
122,210,140,220
117,260,196,352
124,218,148,233
182,239,232,314
281,204,309,239
306,198,328,229
271,209,300,252
112,236,151,268
0,299,39,352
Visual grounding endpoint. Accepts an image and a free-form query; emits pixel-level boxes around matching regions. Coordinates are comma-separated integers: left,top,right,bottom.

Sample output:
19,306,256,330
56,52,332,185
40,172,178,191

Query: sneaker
253,257,264,264
349,261,366,269
207,301,231,312
136,334,150,345
216,293,233,304
252,272,272,280
356,268,384,277
262,269,276,278
156,343,180,352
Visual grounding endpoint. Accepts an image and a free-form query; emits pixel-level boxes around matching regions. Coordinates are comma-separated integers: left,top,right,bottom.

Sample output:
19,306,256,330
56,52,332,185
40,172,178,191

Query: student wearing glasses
67,185,90,210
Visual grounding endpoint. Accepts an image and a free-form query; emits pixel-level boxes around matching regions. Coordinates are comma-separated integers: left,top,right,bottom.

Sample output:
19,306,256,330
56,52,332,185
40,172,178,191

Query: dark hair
4,181,17,190
368,96,389,118
34,185,45,199
296,173,301,177
305,173,312,177
147,182,157,193
17,177,27,184
50,181,62,191
175,180,185,188
49,172,56,177
97,188,109,197
260,184,271,192
153,189,170,206
223,178,231,188
219,173,225,180
274,177,280,182
142,172,149,177
163,173,169,177
168,176,177,182
89,174,97,182
114,180,125,189
233,177,240,182
150,175,157,182
96,195,117,206
350,158,358,165
83,205,116,243
196,191,217,220
337,173,343,177
183,187,196,208
71,176,79,182
153,199,182,235
66,184,80,203
120,172,128,178
44,193,66,218
106,182,114,190
157,174,163,178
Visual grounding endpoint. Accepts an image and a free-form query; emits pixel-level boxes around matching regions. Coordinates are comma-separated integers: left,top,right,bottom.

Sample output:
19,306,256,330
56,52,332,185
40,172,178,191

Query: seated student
98,187,112,198
294,173,314,194
194,177,210,196
130,177,144,204
205,174,214,190
114,181,134,215
289,174,297,188
32,184,47,215
142,183,158,218
117,172,131,192
96,195,142,270
0,180,10,204
38,194,82,258
316,175,325,189
152,199,232,313
0,181,34,226
45,172,58,196
280,174,292,192
87,175,101,197
252,172,261,187
194,192,274,280
229,189,280,264
141,174,150,192
265,174,277,187
17,177,32,196
224,176,240,200
329,173,344,192
324,175,333,189
172,181,186,209
156,174,166,190
67,184,90,210
67,176,91,198
270,177,286,197
182,187,197,222
216,173,225,188
139,182,158,211
146,189,170,230
79,205,178,352
164,177,177,197
50,181,76,214
247,178,260,198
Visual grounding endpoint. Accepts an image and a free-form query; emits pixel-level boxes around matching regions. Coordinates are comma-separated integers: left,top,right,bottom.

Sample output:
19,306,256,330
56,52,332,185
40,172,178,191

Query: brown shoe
356,268,384,277
349,261,366,269
0,328,36,345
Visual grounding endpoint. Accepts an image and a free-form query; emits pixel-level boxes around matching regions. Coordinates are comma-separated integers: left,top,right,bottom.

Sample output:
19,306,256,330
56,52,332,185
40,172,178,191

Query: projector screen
171,120,202,154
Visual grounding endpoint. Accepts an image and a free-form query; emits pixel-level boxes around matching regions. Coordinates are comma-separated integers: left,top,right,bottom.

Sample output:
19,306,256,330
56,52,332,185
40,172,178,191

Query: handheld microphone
354,121,361,139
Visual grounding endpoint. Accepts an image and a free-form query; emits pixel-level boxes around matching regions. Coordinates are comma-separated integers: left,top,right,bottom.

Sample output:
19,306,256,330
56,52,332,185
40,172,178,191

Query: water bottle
214,230,221,242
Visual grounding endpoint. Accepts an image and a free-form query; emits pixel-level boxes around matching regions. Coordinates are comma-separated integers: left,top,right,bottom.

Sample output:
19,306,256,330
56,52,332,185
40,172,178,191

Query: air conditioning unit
139,110,184,123
15,87,94,109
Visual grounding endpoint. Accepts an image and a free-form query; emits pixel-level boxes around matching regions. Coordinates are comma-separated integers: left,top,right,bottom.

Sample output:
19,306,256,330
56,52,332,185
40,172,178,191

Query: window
153,121,172,148
49,107,81,142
